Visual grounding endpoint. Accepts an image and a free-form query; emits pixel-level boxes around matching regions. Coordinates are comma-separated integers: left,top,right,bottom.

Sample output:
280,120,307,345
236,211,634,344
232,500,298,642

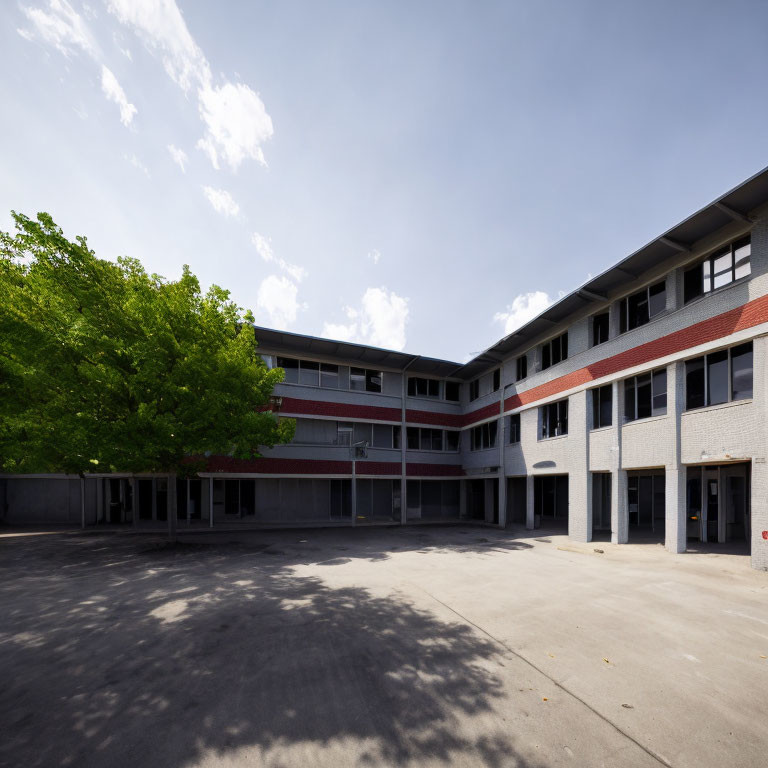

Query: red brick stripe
280,396,401,422
501,294,768,414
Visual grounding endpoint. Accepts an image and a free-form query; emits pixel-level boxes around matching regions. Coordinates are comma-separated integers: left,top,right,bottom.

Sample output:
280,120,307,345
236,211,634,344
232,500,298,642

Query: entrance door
722,465,750,543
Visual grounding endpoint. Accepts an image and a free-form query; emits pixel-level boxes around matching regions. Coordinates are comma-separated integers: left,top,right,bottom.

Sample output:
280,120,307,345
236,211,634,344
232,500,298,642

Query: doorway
686,463,750,544
533,475,568,528
592,473,611,537
627,471,665,541
506,476,527,526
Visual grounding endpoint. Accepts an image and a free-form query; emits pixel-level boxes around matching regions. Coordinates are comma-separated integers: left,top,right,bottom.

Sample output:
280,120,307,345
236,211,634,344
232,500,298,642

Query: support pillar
351,461,357,527
569,389,591,542
751,458,768,570
526,474,535,530
666,361,686,553
609,378,627,543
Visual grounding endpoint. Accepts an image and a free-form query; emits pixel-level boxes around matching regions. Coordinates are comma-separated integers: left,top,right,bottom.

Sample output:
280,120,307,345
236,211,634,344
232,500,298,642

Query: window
508,413,521,443
685,342,753,410
591,384,612,429
350,367,382,393
276,356,299,383
619,280,666,334
408,377,440,398
337,422,353,445
492,369,501,392
540,399,568,438
592,312,609,346
624,368,667,421
470,421,498,450
541,332,568,370
469,379,480,401
684,236,751,303
320,363,339,388
516,355,527,381
372,424,399,449
298,359,319,386
406,427,459,452
445,381,460,401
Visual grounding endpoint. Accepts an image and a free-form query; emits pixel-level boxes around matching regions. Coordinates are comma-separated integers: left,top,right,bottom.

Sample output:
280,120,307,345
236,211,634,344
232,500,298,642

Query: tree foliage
0,212,294,476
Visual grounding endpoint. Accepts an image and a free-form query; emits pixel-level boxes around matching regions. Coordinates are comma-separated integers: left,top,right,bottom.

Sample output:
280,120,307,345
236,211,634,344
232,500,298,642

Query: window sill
683,273,751,309
683,398,753,416
469,446,499,453
590,425,613,433
406,394,461,405
623,413,667,427
538,433,569,442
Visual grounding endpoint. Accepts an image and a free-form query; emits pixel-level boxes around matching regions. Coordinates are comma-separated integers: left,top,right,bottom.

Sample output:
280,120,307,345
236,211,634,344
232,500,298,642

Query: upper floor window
337,422,400,448
406,427,460,452
350,367,382,393
516,355,527,381
592,312,609,347
591,384,612,429
277,357,339,388
624,368,666,422
684,236,751,304
619,280,666,334
407,377,461,402
445,381,461,402
540,399,568,439
508,413,521,443
408,377,439,398
470,421,498,451
541,332,568,371
469,370,500,402
685,342,753,410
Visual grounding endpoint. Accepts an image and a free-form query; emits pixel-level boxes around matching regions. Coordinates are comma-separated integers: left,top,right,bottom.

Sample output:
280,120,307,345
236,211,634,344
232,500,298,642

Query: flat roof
255,164,768,380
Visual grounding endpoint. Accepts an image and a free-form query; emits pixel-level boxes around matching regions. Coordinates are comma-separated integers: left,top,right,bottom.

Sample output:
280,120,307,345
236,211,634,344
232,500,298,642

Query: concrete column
498,393,507,528
666,361,687,553
208,478,214,528
459,479,467,520
526,474,535,530
569,390,591,542
611,470,629,544
610,379,627,543
751,458,768,571
351,462,357,527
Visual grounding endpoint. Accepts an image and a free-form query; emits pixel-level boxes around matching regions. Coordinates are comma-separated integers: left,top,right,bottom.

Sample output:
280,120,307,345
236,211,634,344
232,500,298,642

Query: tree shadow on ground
0,533,545,768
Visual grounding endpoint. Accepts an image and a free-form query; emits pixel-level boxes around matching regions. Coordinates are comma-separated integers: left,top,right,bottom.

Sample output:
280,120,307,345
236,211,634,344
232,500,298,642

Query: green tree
0,212,294,536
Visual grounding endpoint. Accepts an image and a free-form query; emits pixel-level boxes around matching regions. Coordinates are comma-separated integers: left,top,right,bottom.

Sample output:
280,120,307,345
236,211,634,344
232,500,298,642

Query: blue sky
2,1,768,363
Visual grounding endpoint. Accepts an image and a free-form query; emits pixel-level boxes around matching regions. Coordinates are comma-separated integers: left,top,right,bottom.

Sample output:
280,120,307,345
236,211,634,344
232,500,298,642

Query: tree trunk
167,472,178,544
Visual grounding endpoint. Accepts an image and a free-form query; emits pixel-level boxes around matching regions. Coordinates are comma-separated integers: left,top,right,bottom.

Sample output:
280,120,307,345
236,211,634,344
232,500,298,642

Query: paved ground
1,525,767,768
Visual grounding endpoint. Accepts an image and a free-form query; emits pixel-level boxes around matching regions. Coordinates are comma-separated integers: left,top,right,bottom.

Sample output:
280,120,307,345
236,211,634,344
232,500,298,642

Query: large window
541,333,568,370
407,377,461,402
350,367,382,393
591,384,612,429
408,377,439,398
470,421,498,450
540,399,568,438
277,357,339,388
342,422,401,448
619,280,666,334
516,355,527,381
685,342,753,410
469,379,479,401
468,370,500,402
508,413,521,443
684,236,751,303
406,427,460,452
624,368,667,421
592,312,609,347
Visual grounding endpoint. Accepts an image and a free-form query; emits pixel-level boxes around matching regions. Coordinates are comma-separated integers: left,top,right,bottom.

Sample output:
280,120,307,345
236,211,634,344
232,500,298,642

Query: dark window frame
591,384,612,429
592,312,610,347
685,342,753,410
683,236,752,304
508,413,521,444
540,399,568,439
619,279,666,334
541,332,568,371
516,355,528,381
624,368,667,422
350,367,383,393
469,421,498,451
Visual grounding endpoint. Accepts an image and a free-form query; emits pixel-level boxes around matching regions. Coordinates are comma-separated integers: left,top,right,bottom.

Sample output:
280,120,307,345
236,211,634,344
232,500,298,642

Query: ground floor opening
533,474,568,529
685,462,750,547
466,478,499,524
506,476,527,526
626,470,665,543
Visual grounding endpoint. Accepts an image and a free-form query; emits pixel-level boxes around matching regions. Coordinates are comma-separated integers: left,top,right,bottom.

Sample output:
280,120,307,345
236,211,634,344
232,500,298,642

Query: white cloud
367,249,381,265
107,0,273,171
167,143,188,172
202,186,239,217
322,288,409,351
100,65,137,126
256,275,301,330
20,0,98,58
124,152,150,177
106,0,208,91
493,290,553,335
196,82,273,170
252,232,307,283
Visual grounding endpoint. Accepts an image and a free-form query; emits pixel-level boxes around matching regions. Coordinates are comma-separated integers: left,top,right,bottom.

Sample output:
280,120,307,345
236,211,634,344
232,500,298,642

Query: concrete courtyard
1,525,766,768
